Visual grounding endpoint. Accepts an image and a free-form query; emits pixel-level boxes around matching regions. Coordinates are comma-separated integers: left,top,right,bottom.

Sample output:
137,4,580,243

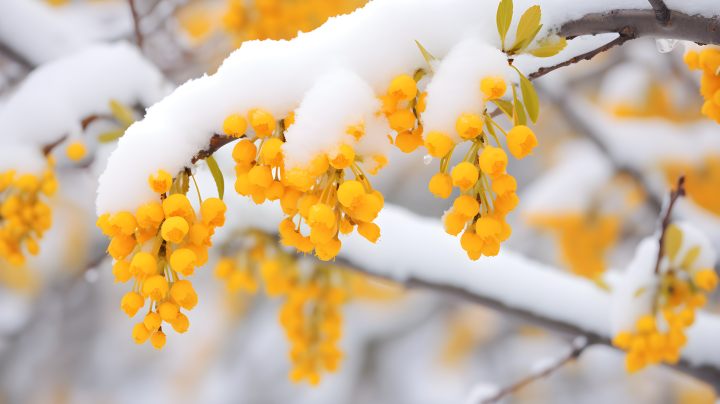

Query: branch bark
647,0,672,27
191,134,241,164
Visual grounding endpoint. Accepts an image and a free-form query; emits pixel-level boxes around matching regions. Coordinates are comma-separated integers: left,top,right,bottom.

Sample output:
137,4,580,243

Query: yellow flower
388,75,417,101
151,331,167,350
107,234,137,260
163,194,195,221
149,170,173,194
248,109,276,138
136,202,164,228
65,141,87,162
491,174,517,197
171,279,198,310
429,173,452,199
695,269,719,292
130,252,157,276
112,260,132,283
453,195,479,217
171,248,198,276
424,132,452,158
480,76,507,100
132,322,152,344
357,222,380,243
171,313,190,334
478,145,507,179
262,138,284,167
684,51,699,71
223,114,248,137
451,162,479,191
388,109,416,133
395,125,424,153
329,145,355,169
144,312,162,331
456,113,483,139
338,180,365,208
189,222,214,247
507,125,538,159
121,292,145,317
143,275,169,301
158,301,179,323
161,216,189,244
248,165,273,188
232,139,258,165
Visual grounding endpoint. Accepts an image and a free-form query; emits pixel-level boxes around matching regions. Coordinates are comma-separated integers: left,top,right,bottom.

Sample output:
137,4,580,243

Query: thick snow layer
611,237,658,335
0,0,133,66
0,42,169,175
96,0,720,215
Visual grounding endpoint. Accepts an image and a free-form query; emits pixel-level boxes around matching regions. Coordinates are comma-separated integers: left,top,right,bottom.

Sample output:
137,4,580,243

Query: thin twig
647,0,672,27
528,34,631,81
480,339,589,404
191,134,242,164
654,175,686,274
128,0,144,49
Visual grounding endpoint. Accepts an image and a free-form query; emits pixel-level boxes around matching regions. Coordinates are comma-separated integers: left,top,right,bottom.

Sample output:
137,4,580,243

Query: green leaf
514,66,539,124
205,155,224,200
515,99,527,126
510,5,541,51
109,100,136,127
171,170,190,196
492,99,514,118
681,246,701,270
97,128,126,143
518,24,542,52
496,0,513,50
665,224,683,262
415,40,436,74
413,68,426,83
527,35,568,57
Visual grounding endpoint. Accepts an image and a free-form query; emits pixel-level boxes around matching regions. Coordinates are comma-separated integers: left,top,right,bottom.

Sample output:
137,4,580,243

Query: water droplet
423,154,433,165
655,38,679,53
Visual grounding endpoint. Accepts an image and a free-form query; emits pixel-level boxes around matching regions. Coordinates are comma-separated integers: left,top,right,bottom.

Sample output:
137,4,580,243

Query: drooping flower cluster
684,48,720,123
395,74,536,260
228,104,385,262
613,224,718,372
0,160,56,267
97,170,227,349
214,230,346,384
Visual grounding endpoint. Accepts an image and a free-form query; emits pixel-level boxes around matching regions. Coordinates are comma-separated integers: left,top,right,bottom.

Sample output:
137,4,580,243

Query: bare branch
128,0,144,49
480,338,588,404
528,35,631,80
190,134,241,164
654,176,686,274
647,0,672,27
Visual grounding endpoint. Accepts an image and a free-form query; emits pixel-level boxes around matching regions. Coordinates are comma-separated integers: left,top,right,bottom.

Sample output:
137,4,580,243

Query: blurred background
0,0,718,403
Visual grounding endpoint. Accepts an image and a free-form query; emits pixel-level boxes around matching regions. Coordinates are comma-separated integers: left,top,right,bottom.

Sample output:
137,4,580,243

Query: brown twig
190,134,242,164
41,135,68,156
654,175,686,274
528,34,631,81
647,0,672,27
480,339,588,404
128,0,144,49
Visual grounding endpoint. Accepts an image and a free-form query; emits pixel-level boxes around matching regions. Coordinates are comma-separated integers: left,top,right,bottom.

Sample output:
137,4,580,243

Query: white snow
611,237,658,335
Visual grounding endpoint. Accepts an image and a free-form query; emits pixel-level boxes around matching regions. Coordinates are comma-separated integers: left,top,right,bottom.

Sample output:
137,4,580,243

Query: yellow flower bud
151,330,167,350
429,173,452,199
16,174,40,193
185,243,208,267
452,162,479,191
149,170,172,194
189,221,213,247
158,301,178,323
494,193,519,214
262,138,284,167
285,111,295,127
443,211,468,236
223,113,248,137
130,252,157,276
132,322,151,344
108,212,138,237
329,145,355,169
346,122,365,141
424,131,452,158
66,141,87,162
357,221,380,243
478,145,507,179
507,125,538,159
144,312,162,331
171,279,198,311
396,125,424,153
107,234,137,260
684,51,699,71
235,172,252,196
699,48,720,72
309,203,336,228
170,248,198,277
163,194,195,221
171,313,190,334
199,198,226,228
214,257,235,279
456,113,483,139
248,108,276,138
491,174,517,197
695,269,719,292
460,230,483,252
316,237,342,261
475,217,502,240
612,331,634,349
338,180,365,208
136,202,164,228
416,91,428,113
388,75,417,101
143,274,169,301
339,216,354,235
481,237,500,256
298,193,320,219
637,315,656,334
248,165,273,189
121,292,145,317
480,76,507,100
453,195,479,217
310,224,334,245
26,237,39,256
136,225,158,244
280,188,302,215
266,180,285,201
354,194,382,222
161,216,189,244
232,139,257,165
388,109,416,133
112,260,132,283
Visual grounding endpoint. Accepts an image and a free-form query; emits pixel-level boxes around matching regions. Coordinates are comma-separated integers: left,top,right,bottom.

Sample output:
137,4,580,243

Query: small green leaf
492,99,514,118
413,68,426,83
97,128,126,143
109,100,136,127
514,66,539,124
681,246,701,270
205,155,224,200
510,5,541,51
515,99,527,126
172,170,190,196
511,84,527,126
665,224,683,262
496,0,513,50
518,24,543,52
415,40,436,74
527,35,568,57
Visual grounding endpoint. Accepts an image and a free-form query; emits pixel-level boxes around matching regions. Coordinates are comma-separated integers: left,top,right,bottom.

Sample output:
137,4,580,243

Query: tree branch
647,0,672,27
128,0,144,49
480,337,588,404
528,35,631,80
190,134,241,164
655,176,686,274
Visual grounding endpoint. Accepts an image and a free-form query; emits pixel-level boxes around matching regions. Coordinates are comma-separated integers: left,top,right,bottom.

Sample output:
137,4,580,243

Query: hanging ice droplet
423,154,433,165
656,38,679,53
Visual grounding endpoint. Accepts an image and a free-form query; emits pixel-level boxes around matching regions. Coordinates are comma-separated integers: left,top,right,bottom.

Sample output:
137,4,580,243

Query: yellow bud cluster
388,75,535,261
213,230,349,385
227,108,384,262
613,223,717,372
0,165,56,267
685,49,720,123
97,170,227,348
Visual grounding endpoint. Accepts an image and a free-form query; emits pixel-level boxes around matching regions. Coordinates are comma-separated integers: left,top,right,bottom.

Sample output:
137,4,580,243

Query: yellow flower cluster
0,163,56,267
395,75,537,260
684,48,720,123
97,170,227,349
222,0,367,44
227,105,384,262
215,230,347,385
613,224,719,372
